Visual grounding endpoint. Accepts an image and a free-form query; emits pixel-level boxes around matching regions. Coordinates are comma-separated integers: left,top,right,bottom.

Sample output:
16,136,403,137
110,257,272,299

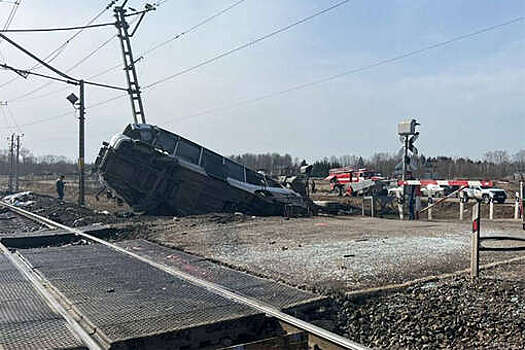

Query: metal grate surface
0,254,86,350
116,239,322,309
20,244,261,343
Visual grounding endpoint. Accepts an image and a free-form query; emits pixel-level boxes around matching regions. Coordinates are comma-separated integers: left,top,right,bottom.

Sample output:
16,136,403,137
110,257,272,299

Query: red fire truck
324,167,383,195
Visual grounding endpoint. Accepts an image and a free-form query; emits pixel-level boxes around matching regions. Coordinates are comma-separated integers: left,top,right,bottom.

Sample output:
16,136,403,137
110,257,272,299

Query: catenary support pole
15,134,20,192
114,5,147,124
78,80,85,206
7,134,14,193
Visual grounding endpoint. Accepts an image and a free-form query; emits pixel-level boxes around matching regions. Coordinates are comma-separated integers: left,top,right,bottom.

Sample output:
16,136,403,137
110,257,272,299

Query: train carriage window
202,150,225,179
246,169,265,186
265,176,281,188
176,139,201,164
225,160,244,182
153,131,177,154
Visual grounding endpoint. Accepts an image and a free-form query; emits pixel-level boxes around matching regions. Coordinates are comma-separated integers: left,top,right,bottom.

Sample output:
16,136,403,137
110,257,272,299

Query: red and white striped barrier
397,179,493,187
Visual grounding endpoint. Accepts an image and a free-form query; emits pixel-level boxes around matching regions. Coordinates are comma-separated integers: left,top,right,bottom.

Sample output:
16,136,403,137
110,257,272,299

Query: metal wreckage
95,124,314,216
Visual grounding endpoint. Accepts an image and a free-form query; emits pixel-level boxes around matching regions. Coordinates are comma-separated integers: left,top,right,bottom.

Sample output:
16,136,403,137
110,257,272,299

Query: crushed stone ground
3,192,525,349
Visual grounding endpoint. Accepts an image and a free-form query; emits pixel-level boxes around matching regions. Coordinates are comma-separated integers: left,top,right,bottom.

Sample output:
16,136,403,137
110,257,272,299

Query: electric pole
1,5,153,200
15,134,21,192
114,2,154,124
1,31,126,205
7,134,14,193
79,80,85,206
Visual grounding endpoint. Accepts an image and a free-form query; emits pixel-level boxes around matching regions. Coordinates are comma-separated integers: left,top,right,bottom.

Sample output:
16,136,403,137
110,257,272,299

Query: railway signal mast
397,119,420,219
113,1,155,124
398,119,420,182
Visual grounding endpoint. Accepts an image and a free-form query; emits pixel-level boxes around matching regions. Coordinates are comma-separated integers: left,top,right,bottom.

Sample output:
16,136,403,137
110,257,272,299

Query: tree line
0,149,78,176
0,146,523,180
232,150,525,179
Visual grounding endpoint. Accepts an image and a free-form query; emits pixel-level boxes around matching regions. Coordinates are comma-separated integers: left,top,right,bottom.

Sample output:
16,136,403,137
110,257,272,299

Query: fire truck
324,167,384,196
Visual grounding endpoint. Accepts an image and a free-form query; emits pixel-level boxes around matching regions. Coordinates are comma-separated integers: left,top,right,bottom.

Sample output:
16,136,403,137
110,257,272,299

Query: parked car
421,184,444,197
461,186,507,204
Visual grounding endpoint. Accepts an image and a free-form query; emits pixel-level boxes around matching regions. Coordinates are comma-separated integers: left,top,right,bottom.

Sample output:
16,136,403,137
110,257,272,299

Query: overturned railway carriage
95,124,308,215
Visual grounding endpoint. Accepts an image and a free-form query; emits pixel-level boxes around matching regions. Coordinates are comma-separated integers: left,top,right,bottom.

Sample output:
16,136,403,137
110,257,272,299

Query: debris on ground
3,191,37,207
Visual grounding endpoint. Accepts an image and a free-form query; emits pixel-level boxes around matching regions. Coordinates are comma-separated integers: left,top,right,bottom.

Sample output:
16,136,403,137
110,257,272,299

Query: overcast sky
0,0,523,162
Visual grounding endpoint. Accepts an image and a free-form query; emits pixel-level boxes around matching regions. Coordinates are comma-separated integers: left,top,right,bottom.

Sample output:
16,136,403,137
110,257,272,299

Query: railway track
0,201,369,350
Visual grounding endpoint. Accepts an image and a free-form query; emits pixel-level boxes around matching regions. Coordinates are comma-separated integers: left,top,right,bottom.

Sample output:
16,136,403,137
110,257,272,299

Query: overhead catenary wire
164,16,525,125
144,0,352,89
0,102,21,133
8,0,247,103
0,22,115,33
0,103,14,131
73,0,249,81
5,15,523,130
143,0,247,57
4,103,20,132
0,0,115,89
0,0,22,61
2,0,21,32
0,62,128,92
0,110,73,130
8,34,118,102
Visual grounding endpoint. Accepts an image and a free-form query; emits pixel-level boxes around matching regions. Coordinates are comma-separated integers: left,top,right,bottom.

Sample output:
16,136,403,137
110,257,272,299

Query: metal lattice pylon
114,6,146,124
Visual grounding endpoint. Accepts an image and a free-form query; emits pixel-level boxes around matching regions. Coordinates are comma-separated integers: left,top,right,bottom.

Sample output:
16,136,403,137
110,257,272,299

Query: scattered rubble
3,191,36,207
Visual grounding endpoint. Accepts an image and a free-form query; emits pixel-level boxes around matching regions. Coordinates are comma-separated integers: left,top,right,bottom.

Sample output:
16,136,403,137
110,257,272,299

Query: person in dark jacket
56,175,65,201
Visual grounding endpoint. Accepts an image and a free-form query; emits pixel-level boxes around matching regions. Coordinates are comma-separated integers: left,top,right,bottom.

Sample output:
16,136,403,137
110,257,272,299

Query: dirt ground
145,214,525,293
3,189,525,349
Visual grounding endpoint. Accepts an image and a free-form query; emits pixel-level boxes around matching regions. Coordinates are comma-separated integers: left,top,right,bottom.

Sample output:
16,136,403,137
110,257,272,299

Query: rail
0,200,369,350
0,241,107,350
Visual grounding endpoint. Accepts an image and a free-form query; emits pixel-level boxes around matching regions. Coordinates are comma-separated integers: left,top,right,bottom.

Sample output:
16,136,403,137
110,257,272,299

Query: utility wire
8,0,246,103
8,34,118,102
0,110,72,129
5,103,20,132
0,0,115,89
84,0,249,80
2,0,21,32
144,0,351,89
0,62,127,92
143,0,247,56
0,0,22,61
0,22,115,33
7,15,523,129
0,102,21,132
164,16,525,125
0,104,13,130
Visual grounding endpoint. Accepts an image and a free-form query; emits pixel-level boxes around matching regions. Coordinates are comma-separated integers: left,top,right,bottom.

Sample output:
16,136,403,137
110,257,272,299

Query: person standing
56,175,65,201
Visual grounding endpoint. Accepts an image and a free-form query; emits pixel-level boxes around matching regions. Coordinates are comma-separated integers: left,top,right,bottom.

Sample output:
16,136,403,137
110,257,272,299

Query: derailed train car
95,124,310,215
